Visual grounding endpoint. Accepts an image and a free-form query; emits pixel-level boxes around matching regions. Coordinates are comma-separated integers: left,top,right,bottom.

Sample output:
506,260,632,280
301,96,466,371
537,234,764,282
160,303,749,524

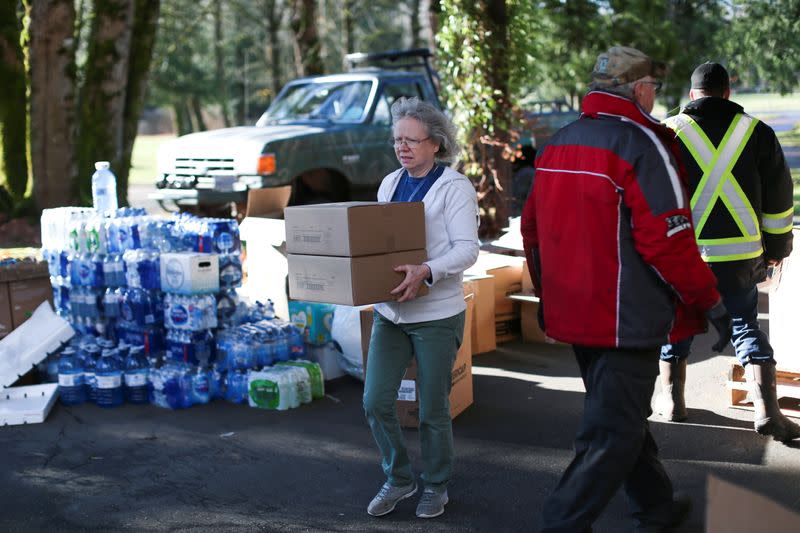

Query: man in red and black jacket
520,47,733,533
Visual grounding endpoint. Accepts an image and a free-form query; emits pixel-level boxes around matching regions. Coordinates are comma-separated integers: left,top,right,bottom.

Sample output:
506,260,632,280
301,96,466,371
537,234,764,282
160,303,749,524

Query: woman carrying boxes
363,97,480,519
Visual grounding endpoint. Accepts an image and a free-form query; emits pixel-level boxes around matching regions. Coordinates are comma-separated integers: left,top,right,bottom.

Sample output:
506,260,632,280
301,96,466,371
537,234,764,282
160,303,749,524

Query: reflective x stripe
762,208,794,234
671,113,762,261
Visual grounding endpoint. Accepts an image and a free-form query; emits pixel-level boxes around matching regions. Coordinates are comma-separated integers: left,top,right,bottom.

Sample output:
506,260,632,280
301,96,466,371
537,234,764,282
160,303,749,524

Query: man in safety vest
657,62,799,442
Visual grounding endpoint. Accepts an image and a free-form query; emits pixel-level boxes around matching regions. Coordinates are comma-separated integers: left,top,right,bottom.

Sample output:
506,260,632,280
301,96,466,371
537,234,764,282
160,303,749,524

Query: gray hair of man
602,81,637,99
390,97,461,162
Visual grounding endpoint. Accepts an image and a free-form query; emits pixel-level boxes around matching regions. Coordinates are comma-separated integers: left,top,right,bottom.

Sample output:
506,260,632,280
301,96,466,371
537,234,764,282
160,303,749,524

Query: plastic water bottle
124,346,150,404
191,367,210,405
92,161,118,212
58,347,86,405
208,364,224,400
81,344,101,402
95,348,124,407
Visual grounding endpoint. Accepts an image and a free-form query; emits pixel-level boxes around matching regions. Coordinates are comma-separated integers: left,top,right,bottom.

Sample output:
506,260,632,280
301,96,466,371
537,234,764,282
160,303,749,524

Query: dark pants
541,346,674,533
661,285,773,366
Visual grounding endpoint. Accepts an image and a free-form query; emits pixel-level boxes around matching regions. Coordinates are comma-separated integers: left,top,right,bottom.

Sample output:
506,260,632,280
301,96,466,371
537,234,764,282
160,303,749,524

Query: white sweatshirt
374,165,480,323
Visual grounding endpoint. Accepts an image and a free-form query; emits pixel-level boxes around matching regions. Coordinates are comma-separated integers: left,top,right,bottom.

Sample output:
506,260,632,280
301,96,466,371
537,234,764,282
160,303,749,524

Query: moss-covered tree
25,0,78,210
75,0,135,205
0,0,30,208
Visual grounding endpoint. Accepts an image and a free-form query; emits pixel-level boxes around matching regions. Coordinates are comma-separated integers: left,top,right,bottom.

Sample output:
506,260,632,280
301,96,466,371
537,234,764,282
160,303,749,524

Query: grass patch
129,134,175,185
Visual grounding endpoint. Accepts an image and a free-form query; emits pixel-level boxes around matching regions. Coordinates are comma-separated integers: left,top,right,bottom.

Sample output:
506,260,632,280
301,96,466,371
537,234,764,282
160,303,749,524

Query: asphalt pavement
2,321,799,532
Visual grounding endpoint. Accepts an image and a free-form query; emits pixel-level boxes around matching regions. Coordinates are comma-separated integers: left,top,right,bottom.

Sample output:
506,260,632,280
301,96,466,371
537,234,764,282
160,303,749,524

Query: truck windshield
258,80,373,124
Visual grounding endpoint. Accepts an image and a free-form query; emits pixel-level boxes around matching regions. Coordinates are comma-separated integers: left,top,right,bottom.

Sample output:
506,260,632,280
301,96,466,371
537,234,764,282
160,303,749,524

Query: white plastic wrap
330,305,371,381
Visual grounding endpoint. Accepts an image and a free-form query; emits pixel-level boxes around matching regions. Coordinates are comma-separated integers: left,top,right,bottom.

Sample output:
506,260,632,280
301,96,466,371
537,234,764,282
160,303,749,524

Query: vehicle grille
173,157,235,174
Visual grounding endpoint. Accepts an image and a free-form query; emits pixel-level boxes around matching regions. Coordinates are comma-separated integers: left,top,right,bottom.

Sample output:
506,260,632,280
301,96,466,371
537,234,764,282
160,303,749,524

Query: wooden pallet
727,364,800,419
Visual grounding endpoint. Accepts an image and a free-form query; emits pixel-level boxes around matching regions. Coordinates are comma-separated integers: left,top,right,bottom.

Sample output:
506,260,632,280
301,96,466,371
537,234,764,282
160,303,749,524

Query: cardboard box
361,293,474,428
288,300,335,345
707,474,800,533
464,274,496,355
160,253,220,294
521,260,534,293
284,201,426,257
9,278,53,329
465,252,524,316
287,249,428,306
509,292,548,343
0,282,11,339
495,312,520,344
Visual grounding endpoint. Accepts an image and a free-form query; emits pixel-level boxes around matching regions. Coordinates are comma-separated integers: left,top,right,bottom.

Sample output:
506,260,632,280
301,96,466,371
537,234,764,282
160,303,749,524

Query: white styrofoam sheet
769,229,800,373
0,302,74,388
0,383,59,426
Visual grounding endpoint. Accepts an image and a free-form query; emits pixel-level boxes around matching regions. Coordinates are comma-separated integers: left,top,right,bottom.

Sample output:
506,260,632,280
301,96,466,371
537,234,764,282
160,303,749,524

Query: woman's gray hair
390,97,461,162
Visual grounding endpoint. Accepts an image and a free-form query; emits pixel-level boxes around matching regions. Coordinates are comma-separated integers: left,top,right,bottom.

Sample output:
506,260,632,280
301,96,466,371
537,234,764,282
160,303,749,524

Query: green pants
363,310,465,492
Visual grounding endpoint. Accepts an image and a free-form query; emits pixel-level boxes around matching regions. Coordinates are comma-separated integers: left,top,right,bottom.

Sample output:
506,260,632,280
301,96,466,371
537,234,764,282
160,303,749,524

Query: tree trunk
264,0,282,99
214,0,231,127
25,0,78,210
290,0,323,76
191,96,207,131
117,0,160,208
342,0,354,55
76,0,135,205
484,0,512,229
425,0,440,52
409,0,422,49
0,0,29,203
173,101,192,136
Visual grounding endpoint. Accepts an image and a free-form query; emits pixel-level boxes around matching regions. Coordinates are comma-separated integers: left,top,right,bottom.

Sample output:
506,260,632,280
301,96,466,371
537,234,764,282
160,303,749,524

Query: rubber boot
746,362,800,443
655,359,688,422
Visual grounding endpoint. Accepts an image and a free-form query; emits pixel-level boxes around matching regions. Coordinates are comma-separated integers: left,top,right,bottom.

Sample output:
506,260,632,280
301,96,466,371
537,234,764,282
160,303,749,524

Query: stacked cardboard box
0,261,53,340
285,202,428,306
464,252,524,351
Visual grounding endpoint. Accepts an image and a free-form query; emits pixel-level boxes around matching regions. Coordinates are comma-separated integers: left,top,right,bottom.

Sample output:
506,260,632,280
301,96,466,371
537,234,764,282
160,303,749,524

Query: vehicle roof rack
345,48,432,70
345,48,440,103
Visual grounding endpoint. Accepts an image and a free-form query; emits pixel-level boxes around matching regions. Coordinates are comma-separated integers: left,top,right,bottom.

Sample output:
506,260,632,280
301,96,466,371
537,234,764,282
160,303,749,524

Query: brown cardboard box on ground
463,274,496,355
361,291,475,428
288,249,428,306
508,293,549,343
0,282,12,339
465,252,524,317
495,312,521,344
285,202,426,257
521,260,534,293
9,278,53,329
706,474,800,533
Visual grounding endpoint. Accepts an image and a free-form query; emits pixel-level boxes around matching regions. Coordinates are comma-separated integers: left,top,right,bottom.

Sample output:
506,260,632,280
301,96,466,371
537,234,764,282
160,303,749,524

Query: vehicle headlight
257,153,276,175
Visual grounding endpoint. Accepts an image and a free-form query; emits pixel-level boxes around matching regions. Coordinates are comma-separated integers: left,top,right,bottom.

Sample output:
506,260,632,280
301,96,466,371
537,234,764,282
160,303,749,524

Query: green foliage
723,0,800,94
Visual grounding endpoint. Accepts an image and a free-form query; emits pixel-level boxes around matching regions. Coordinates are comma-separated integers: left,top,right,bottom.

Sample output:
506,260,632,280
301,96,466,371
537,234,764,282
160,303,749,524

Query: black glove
707,302,732,352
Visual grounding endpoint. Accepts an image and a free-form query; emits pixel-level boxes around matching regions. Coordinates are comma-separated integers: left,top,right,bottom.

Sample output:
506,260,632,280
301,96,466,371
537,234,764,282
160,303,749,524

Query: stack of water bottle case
40,207,325,411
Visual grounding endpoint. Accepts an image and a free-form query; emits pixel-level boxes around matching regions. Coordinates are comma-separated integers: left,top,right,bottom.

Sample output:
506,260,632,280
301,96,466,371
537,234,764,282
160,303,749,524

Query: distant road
128,183,168,215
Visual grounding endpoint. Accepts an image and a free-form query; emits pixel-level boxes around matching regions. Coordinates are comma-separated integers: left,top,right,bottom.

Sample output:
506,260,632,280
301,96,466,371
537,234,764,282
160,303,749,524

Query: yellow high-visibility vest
665,113,793,262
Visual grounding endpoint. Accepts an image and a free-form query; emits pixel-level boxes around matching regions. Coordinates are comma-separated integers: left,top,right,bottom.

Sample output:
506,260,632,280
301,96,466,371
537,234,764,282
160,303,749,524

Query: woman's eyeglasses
390,136,430,148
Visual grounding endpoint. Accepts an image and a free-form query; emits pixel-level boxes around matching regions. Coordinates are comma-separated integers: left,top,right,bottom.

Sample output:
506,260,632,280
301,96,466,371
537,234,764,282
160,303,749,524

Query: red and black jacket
520,91,721,348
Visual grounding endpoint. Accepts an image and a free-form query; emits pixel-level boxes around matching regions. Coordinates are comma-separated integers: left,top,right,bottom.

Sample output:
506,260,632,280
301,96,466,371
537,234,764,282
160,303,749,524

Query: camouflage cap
589,46,667,89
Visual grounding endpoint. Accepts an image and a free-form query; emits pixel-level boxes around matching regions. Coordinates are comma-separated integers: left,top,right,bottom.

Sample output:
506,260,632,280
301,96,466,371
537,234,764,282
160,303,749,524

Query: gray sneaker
367,482,417,517
415,488,449,519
